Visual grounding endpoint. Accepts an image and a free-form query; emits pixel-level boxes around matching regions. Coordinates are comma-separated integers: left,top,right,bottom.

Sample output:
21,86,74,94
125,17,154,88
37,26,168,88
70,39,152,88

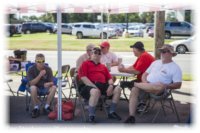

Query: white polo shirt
146,60,182,84
100,52,118,65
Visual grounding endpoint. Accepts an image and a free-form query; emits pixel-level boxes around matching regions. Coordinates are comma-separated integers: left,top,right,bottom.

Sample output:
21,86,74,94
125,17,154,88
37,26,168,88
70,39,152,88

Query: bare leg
46,85,56,105
134,82,165,94
89,88,100,106
129,87,140,116
112,86,122,103
30,86,40,106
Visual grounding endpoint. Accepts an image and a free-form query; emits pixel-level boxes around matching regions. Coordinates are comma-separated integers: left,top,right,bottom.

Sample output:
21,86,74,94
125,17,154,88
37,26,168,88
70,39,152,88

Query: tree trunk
154,11,165,59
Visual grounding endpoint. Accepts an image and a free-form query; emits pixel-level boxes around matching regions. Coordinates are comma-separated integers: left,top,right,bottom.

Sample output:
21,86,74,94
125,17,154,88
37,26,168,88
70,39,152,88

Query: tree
29,15,39,21
39,13,54,22
166,12,178,22
140,12,154,23
128,13,141,22
22,16,29,22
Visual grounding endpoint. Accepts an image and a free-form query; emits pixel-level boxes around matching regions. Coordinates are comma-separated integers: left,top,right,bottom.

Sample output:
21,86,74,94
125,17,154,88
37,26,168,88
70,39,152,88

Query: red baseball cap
100,41,110,48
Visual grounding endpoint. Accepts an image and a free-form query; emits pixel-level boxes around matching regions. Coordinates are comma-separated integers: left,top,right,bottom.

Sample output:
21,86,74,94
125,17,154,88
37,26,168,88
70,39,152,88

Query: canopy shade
6,3,191,14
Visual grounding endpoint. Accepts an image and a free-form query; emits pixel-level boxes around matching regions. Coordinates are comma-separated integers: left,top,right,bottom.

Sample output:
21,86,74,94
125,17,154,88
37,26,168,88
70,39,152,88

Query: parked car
14,24,22,34
127,26,144,37
6,24,17,37
169,36,195,54
147,26,154,37
53,23,72,34
21,22,53,34
72,22,116,39
148,21,193,39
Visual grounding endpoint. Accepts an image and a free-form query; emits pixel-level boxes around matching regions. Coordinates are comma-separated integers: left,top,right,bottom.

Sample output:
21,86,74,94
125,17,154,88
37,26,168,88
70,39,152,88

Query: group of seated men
26,41,182,123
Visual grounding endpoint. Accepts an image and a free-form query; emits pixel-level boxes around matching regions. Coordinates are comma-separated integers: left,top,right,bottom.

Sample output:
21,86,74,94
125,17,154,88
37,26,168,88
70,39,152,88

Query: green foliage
166,12,178,22
39,13,54,22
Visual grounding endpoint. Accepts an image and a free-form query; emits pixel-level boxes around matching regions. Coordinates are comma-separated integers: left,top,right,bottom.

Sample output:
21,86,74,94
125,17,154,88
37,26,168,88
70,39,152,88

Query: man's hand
106,85,113,96
118,64,125,72
44,82,54,88
39,70,46,77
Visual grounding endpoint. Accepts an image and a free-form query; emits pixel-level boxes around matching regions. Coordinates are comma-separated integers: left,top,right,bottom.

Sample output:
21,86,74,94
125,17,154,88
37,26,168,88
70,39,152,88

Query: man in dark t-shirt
78,47,122,123
27,53,56,118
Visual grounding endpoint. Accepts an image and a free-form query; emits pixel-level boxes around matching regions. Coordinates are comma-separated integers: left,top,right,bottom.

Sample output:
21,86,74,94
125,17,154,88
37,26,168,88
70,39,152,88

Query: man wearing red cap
100,41,119,67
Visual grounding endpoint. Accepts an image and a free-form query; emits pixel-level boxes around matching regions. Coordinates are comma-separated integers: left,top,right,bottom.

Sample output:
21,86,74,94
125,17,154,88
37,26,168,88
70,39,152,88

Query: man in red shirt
78,47,122,123
118,41,155,117
118,41,155,83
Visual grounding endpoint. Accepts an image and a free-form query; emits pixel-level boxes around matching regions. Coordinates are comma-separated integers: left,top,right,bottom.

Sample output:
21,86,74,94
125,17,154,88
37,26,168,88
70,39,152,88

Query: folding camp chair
140,88,180,123
5,78,14,96
68,67,76,99
54,65,70,99
73,73,108,122
17,62,57,113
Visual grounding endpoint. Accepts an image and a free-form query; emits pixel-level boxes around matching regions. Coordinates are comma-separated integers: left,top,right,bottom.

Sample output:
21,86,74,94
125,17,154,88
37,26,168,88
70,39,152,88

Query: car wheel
77,32,83,39
165,32,171,39
26,30,31,34
101,32,107,39
7,32,11,37
46,29,51,33
176,45,187,54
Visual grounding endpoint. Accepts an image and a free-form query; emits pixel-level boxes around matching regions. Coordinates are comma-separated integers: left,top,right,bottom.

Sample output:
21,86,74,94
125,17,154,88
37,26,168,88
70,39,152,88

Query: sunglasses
87,49,92,52
100,46,105,49
94,51,101,55
160,50,170,54
36,60,45,63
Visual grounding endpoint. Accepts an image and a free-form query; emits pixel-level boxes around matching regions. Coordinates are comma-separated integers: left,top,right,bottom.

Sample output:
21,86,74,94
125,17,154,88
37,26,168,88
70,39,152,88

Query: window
74,25,81,28
83,24,95,29
170,22,181,27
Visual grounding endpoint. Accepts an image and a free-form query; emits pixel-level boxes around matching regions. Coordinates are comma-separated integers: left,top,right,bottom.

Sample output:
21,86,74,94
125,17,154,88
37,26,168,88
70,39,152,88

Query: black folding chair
140,88,180,123
73,74,108,122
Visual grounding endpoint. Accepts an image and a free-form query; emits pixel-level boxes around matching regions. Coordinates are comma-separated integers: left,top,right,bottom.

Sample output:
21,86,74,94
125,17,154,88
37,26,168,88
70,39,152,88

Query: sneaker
124,116,135,123
43,106,52,114
120,81,134,88
108,112,122,120
136,102,148,113
88,115,96,123
31,108,40,118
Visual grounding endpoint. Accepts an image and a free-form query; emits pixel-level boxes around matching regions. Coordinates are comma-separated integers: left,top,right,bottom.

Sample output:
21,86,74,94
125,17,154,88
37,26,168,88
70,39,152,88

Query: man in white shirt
124,44,182,123
99,41,119,67
76,44,95,70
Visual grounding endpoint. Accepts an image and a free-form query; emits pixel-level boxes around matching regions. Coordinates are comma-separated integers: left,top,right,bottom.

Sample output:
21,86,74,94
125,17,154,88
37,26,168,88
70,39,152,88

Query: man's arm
118,65,141,75
165,82,182,90
81,76,98,89
141,72,149,83
111,61,119,67
29,70,46,86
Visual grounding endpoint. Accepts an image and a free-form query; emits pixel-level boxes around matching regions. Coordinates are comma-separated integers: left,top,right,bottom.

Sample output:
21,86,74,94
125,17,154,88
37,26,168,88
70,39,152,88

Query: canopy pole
107,9,110,41
57,5,62,121
101,11,104,41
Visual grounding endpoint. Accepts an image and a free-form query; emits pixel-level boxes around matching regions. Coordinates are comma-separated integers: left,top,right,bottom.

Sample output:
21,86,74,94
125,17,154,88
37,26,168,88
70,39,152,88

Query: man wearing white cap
124,44,182,123
76,44,95,70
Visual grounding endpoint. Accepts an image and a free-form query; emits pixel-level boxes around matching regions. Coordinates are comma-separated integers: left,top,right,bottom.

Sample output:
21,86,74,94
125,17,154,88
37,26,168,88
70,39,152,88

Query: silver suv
165,21,193,39
148,21,194,39
72,22,116,39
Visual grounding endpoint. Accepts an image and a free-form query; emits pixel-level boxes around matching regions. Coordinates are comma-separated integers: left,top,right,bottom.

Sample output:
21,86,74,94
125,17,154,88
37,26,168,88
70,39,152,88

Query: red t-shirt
133,52,155,81
78,60,112,84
